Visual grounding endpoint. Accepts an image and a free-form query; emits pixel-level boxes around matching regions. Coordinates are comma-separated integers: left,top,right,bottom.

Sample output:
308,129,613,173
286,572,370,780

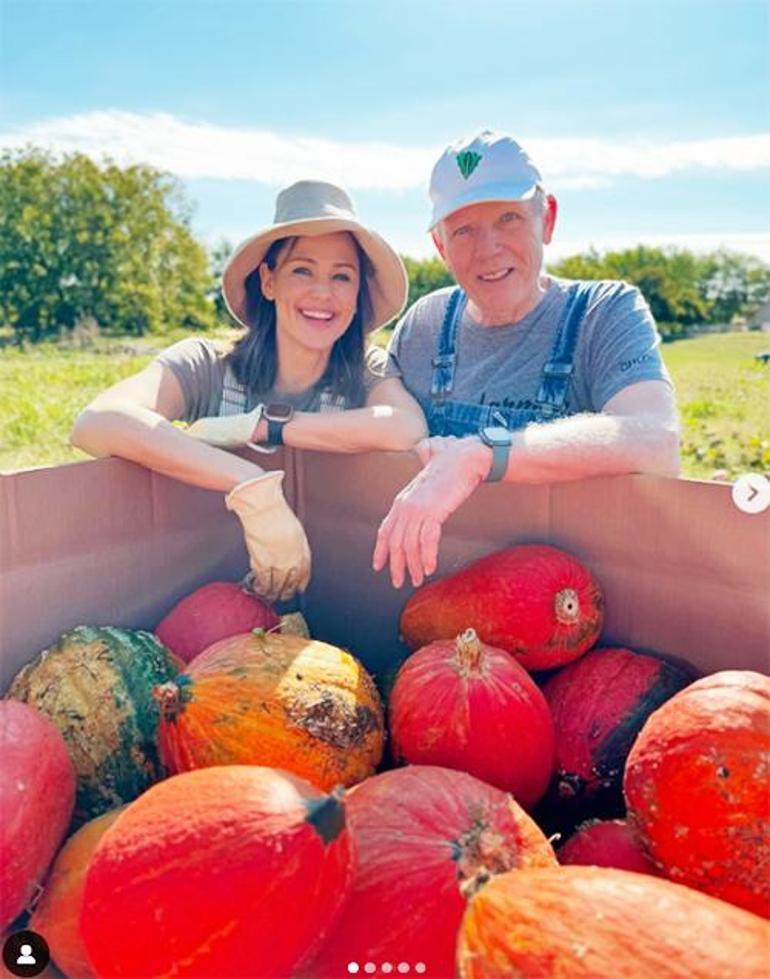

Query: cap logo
456,150,482,179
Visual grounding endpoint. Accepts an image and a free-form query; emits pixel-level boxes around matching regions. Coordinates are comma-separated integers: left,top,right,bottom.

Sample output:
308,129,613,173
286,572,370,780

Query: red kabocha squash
624,670,770,918
81,766,354,979
457,865,770,979
29,807,124,979
0,700,76,929
154,630,384,792
539,646,695,832
301,765,555,979
155,580,280,662
400,544,603,671
389,629,555,809
557,818,662,877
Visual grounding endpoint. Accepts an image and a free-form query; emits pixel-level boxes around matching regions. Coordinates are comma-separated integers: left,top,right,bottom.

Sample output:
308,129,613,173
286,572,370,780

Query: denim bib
420,282,598,437
219,364,347,416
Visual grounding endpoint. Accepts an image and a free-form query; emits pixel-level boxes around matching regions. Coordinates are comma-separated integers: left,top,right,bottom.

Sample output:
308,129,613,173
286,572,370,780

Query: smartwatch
478,426,512,482
264,403,295,446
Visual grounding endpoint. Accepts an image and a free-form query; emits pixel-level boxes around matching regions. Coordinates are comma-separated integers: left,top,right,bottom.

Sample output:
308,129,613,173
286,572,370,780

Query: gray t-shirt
155,338,387,423
384,278,673,414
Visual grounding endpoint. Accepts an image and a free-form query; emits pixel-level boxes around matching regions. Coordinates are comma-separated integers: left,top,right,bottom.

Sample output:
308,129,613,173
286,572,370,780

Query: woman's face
259,232,361,353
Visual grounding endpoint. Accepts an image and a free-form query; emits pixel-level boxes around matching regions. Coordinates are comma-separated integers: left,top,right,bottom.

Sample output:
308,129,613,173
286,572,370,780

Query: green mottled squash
7,626,180,825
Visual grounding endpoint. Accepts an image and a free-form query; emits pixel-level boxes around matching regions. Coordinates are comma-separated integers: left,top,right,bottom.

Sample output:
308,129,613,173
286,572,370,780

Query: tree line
2,148,768,344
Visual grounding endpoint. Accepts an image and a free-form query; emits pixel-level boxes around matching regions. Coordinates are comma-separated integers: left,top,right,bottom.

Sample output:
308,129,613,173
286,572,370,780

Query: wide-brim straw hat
222,180,408,334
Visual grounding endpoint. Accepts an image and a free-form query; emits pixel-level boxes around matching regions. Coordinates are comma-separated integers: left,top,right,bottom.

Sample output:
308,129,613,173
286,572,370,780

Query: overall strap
535,281,595,419
430,287,467,399
220,363,250,415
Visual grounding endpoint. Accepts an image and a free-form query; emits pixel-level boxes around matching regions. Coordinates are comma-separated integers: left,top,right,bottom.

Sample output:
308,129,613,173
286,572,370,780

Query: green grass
663,332,770,479
2,329,768,478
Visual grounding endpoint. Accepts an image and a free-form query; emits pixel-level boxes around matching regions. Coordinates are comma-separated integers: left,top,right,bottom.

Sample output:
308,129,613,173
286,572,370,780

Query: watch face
264,403,294,423
481,426,512,447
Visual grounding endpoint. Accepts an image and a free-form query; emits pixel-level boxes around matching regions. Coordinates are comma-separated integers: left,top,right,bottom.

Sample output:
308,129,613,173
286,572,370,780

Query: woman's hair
227,234,373,408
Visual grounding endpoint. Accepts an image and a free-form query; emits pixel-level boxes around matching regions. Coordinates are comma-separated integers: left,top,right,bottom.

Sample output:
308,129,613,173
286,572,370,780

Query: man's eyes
499,212,522,224
452,226,472,238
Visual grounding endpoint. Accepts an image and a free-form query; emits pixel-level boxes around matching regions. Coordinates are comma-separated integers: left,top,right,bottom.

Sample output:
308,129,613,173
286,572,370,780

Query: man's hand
226,471,311,601
373,438,492,589
414,435,460,466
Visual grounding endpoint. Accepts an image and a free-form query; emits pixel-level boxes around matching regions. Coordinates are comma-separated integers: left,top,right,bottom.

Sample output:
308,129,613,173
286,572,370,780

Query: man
373,129,680,590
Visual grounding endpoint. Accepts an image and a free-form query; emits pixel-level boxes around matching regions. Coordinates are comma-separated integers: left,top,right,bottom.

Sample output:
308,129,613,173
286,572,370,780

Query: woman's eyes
290,266,353,283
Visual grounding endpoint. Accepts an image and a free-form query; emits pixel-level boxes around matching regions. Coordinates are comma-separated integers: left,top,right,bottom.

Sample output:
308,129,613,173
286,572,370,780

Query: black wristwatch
478,426,512,482
264,403,295,445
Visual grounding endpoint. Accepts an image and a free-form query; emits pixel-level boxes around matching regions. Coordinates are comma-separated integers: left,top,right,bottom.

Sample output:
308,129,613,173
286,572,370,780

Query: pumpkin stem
554,588,580,624
153,681,183,720
304,786,346,844
455,629,483,671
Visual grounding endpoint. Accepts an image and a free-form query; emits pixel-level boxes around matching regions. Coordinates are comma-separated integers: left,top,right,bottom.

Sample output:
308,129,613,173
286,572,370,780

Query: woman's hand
187,406,265,449
225,471,311,601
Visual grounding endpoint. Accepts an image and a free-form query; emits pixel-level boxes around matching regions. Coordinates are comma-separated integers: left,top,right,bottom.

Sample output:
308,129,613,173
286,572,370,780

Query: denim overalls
420,281,600,437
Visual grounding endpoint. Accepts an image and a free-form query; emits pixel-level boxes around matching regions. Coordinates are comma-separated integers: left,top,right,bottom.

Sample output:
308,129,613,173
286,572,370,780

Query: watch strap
267,417,286,446
486,442,510,482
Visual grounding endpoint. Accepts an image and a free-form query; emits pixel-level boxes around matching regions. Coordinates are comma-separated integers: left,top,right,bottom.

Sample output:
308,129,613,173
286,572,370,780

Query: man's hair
226,235,371,408
436,186,550,244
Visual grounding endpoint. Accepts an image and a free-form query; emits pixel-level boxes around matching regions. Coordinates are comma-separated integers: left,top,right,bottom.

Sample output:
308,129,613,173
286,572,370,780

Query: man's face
433,196,557,325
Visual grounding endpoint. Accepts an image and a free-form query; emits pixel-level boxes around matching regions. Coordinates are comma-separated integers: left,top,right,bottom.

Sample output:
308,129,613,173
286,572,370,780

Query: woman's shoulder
155,335,233,368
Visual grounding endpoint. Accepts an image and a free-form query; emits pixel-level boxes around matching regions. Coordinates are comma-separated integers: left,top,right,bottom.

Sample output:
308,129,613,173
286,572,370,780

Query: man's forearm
469,413,681,484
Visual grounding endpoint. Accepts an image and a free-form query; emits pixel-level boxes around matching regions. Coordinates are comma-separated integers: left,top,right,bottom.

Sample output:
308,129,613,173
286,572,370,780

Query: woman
70,180,426,601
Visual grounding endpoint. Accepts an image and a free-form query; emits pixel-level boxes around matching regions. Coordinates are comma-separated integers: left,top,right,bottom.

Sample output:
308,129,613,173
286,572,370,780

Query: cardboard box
2,452,768,688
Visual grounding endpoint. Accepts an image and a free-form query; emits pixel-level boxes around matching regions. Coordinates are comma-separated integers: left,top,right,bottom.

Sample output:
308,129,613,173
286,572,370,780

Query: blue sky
2,0,768,261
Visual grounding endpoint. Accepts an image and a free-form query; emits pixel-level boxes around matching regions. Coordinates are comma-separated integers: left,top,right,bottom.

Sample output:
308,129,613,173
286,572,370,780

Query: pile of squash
1,546,768,978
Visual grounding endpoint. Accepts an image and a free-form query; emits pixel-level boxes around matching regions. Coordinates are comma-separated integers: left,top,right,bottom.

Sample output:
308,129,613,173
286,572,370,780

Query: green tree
208,238,236,324
401,255,454,309
0,147,216,341
698,249,770,324
548,244,770,332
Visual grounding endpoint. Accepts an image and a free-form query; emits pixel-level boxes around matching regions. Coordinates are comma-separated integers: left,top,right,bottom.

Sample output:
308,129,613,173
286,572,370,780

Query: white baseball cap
428,130,543,230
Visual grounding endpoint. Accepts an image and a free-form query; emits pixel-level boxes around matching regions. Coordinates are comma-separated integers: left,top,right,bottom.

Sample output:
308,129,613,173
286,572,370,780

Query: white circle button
732,473,770,514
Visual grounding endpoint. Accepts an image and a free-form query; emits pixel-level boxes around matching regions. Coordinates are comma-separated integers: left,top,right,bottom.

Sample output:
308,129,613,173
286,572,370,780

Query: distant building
749,299,770,331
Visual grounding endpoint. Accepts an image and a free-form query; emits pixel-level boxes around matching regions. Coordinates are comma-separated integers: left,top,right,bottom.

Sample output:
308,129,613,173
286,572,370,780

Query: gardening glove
187,406,269,451
225,471,311,602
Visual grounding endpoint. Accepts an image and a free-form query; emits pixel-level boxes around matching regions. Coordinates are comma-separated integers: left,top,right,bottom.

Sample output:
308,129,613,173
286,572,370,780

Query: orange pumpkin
29,808,124,979
154,630,384,792
624,670,770,918
457,866,770,978
81,766,355,978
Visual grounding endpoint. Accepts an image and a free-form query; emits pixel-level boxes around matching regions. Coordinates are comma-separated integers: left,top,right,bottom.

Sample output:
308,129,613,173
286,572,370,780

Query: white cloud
395,231,770,262
2,111,769,190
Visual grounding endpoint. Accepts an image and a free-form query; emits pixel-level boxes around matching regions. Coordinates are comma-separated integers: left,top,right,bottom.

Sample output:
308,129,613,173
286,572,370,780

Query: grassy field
1,329,768,478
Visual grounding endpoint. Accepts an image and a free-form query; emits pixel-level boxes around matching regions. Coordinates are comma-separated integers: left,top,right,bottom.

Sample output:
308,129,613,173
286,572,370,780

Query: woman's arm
256,378,428,454
70,362,265,493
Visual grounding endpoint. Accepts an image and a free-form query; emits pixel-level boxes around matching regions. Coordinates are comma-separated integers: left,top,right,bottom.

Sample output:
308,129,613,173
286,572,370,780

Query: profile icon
17,944,36,965
2,930,50,977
